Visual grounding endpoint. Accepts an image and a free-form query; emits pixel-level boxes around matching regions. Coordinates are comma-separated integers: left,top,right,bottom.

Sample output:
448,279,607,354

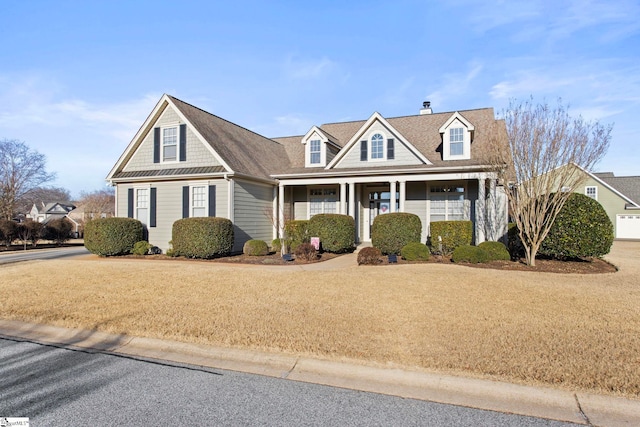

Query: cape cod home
106,95,508,253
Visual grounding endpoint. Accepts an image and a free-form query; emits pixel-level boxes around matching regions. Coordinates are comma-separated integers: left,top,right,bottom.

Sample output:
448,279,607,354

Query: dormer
439,112,475,161
302,126,340,168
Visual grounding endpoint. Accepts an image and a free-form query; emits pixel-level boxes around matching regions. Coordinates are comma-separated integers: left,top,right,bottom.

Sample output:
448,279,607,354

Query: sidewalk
1,319,638,426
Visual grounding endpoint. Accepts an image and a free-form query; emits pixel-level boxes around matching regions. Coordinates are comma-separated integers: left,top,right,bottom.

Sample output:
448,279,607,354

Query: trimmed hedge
540,193,614,259
371,212,421,255
43,217,73,246
452,245,490,263
284,220,309,243
357,246,382,265
429,221,473,255
400,242,430,261
84,217,143,256
243,239,269,256
307,214,355,253
172,217,234,259
478,241,510,261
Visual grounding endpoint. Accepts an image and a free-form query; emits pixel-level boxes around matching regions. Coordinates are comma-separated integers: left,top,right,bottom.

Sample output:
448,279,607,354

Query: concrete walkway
1,319,638,426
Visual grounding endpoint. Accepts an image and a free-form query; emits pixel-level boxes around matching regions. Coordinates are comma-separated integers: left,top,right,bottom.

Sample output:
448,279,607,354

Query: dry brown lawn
2,241,639,398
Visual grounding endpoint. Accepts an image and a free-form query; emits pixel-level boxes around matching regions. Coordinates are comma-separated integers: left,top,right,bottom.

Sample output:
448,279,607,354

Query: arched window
371,133,384,159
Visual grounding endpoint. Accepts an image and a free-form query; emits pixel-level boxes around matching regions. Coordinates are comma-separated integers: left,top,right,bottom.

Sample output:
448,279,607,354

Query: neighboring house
27,201,80,236
106,95,509,252
567,165,640,239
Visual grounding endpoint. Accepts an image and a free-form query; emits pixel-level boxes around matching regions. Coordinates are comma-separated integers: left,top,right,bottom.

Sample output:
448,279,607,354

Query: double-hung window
191,186,207,217
309,140,321,165
430,185,466,221
371,133,384,160
450,128,464,156
136,188,149,225
163,127,178,162
309,188,337,216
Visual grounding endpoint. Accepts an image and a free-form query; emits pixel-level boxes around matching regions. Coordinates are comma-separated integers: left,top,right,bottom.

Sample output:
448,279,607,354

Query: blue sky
2,0,639,197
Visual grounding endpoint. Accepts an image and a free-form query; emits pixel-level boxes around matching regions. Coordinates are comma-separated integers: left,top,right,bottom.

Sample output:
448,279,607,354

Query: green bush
478,241,510,261
43,217,73,246
172,217,234,259
371,213,421,255
243,239,269,256
132,241,152,255
271,238,282,253
84,217,143,256
540,193,614,259
400,242,430,261
429,221,473,255
294,242,317,261
357,246,382,265
307,214,355,253
284,220,309,243
452,245,490,263
0,219,18,247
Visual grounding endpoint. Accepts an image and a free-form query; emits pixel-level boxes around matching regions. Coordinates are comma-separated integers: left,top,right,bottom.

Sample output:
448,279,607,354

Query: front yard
1,241,639,398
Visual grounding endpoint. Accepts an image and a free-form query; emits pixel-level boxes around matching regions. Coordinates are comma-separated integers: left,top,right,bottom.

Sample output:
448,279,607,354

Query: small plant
357,247,383,265
452,245,490,263
294,242,317,262
400,242,430,261
271,238,282,253
243,239,269,256
132,241,152,256
478,241,510,261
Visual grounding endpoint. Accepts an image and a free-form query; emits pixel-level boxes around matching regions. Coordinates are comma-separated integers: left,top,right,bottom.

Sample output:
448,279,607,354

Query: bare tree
16,186,72,214
0,139,56,220
487,98,612,266
77,188,115,219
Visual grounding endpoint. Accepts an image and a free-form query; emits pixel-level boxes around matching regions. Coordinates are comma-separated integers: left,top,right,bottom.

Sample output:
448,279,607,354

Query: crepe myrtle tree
0,139,56,220
486,98,612,266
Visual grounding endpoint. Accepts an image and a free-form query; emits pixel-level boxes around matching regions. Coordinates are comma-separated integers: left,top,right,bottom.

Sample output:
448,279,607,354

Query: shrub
371,213,421,255
284,220,309,243
172,217,234,259
294,242,317,262
243,239,269,256
540,193,614,259
429,221,473,255
400,242,430,261
271,238,282,253
43,217,73,246
357,246,383,265
452,245,490,263
0,219,18,247
478,241,510,261
85,217,143,256
17,220,44,248
507,223,525,259
132,241,152,255
307,214,355,253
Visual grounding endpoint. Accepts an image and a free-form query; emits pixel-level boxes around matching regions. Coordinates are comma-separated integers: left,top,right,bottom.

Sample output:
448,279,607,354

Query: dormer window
450,128,464,156
163,127,178,162
310,140,321,165
371,134,384,160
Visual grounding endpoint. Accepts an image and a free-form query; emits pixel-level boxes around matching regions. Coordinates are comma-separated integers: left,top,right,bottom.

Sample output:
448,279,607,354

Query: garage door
616,214,640,239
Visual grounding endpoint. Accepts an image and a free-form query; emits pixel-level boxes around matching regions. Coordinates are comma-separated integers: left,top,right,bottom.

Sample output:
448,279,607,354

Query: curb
1,319,638,426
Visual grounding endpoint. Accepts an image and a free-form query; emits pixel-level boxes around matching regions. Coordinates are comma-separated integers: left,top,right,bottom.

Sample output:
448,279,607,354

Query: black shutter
387,139,395,160
179,124,187,162
208,185,216,217
153,128,160,163
360,140,367,161
127,189,134,218
150,188,157,227
182,186,190,218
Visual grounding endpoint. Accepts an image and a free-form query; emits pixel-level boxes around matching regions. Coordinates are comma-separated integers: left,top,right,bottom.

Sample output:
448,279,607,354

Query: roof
596,175,640,206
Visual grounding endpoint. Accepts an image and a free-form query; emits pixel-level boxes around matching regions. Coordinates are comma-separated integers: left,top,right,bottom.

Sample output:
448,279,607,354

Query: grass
1,241,639,398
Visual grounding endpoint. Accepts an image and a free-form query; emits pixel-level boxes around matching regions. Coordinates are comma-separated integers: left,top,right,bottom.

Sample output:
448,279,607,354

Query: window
450,128,464,156
191,186,207,217
371,134,384,159
136,188,149,225
585,186,597,200
430,185,466,221
309,139,321,164
309,188,337,216
163,127,178,162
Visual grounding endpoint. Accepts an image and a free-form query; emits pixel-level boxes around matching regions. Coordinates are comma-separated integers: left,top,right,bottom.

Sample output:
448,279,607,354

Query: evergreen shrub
85,217,143,256
452,245,490,263
429,221,473,255
400,242,430,261
371,212,421,255
307,214,355,253
172,217,234,259
478,241,510,261
243,239,269,256
357,246,382,265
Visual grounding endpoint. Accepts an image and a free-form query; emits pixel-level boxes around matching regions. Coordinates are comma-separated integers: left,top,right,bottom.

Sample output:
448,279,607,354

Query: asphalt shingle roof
597,175,640,206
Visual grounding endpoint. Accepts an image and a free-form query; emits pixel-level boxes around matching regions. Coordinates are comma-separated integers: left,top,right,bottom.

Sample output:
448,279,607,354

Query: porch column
348,182,355,217
390,181,397,213
477,178,486,244
272,186,279,240
488,178,497,241
340,182,347,214
278,183,285,238
399,180,406,212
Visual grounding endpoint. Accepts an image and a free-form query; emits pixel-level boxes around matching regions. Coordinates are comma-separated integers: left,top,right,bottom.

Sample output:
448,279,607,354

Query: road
0,246,89,265
0,338,580,426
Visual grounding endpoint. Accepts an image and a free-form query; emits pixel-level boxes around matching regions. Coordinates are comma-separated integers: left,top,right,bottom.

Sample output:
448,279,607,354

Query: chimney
420,101,432,115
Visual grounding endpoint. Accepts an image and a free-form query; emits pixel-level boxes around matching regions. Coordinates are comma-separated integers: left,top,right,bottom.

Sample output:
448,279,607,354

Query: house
106,95,509,252
567,165,640,239
27,201,81,237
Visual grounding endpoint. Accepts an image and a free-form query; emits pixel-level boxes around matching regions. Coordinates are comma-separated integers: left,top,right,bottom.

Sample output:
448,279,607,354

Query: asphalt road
0,338,580,426
0,246,89,264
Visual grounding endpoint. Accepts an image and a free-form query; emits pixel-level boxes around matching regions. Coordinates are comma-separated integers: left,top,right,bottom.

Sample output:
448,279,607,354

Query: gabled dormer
439,112,475,161
302,126,340,168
